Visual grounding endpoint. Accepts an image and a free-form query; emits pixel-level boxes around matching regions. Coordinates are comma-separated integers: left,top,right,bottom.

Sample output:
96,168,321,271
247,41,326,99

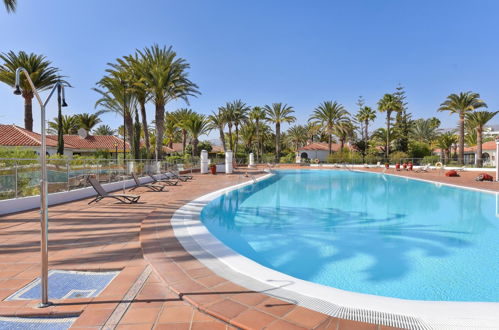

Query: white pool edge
171,171,499,330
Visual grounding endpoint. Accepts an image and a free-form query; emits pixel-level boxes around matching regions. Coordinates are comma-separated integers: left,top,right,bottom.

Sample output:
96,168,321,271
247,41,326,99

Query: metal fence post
66,160,70,191
14,160,18,198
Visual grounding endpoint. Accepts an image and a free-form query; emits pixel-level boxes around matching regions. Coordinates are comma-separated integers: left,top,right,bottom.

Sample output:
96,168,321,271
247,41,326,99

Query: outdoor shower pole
13,67,67,308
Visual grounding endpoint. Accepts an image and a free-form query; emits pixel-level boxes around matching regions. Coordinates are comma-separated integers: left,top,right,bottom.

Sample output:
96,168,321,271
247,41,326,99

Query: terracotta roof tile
299,142,349,152
0,124,59,147
48,134,130,151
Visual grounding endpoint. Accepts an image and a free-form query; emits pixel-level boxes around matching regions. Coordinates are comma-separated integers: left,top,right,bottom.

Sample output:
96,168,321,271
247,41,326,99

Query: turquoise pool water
200,170,499,302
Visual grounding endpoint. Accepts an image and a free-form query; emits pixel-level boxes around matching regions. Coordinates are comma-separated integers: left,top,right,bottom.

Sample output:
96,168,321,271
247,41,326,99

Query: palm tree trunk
182,129,187,154
24,94,34,132
155,103,165,160
219,128,226,152
459,114,465,165
57,89,64,155
328,132,332,155
386,110,391,159
275,123,280,162
477,128,483,167
227,124,233,151
255,119,260,162
125,112,134,158
364,120,369,146
340,138,345,151
192,137,198,157
139,101,150,157
234,124,239,155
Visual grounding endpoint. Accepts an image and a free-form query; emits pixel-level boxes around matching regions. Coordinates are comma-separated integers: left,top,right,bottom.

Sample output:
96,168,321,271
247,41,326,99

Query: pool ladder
238,173,257,184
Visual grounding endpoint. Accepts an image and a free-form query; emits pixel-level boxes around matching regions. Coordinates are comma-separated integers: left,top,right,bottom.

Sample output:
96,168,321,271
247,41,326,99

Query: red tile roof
48,134,130,151
435,141,496,154
0,124,59,147
299,142,349,152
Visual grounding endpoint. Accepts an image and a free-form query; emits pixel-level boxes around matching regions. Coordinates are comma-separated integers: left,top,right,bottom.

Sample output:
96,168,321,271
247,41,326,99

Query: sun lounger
165,170,192,181
148,173,179,186
87,177,140,204
130,173,166,192
415,164,430,173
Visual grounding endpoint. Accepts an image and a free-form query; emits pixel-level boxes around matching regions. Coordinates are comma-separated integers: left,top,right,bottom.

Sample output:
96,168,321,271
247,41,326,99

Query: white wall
299,150,329,162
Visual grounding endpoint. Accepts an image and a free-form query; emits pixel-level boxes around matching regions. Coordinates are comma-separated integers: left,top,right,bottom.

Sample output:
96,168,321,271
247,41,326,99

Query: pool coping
171,170,499,330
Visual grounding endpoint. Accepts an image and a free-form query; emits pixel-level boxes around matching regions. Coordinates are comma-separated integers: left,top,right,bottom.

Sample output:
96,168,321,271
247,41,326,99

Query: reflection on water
201,170,499,302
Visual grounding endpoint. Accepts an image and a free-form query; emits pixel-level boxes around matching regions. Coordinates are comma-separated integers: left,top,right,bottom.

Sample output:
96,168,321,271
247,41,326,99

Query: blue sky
1,0,499,140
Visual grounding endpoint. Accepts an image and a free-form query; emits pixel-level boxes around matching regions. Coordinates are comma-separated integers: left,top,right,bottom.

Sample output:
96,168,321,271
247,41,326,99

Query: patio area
0,169,418,329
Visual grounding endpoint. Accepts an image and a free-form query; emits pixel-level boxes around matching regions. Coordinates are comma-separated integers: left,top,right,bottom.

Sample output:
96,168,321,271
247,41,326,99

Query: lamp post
13,68,67,308
114,142,118,162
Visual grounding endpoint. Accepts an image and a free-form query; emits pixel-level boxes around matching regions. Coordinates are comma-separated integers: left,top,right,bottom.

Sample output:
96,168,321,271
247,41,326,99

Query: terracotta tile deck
0,167,468,329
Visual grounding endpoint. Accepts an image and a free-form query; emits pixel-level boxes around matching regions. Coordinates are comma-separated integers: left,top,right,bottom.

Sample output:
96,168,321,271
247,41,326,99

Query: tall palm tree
93,124,116,136
0,51,67,131
438,92,487,165
94,72,138,157
221,103,235,151
3,0,15,12
135,45,199,159
355,106,376,145
172,108,195,153
249,106,267,161
372,127,396,155
76,113,102,132
465,110,499,167
183,113,210,156
48,115,79,135
208,109,227,152
377,93,402,158
264,103,296,162
116,54,152,156
228,100,249,155
309,101,349,155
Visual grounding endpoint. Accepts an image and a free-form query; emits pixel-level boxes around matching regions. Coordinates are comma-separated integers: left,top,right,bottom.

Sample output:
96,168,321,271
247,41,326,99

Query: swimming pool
200,170,499,302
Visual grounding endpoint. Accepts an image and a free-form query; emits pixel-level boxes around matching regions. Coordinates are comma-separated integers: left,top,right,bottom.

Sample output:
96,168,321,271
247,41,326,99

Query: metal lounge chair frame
130,173,166,192
87,177,140,204
148,173,179,186
165,170,192,181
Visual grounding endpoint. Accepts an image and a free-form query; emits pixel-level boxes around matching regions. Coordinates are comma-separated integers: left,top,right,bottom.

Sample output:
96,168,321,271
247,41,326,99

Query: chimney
77,128,88,139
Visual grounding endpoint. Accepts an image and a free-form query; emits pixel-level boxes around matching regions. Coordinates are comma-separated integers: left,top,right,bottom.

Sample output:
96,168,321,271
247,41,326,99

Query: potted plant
210,163,217,175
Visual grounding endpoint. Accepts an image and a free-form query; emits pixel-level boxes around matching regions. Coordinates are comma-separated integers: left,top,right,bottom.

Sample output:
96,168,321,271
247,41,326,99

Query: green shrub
409,142,432,158
279,152,295,164
389,151,409,163
422,155,440,165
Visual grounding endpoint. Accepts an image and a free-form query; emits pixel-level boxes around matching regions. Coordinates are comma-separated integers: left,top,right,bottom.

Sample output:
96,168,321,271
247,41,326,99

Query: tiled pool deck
1,167,494,329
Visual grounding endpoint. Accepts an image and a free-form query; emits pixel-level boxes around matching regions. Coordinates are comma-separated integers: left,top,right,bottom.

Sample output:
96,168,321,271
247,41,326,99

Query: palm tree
355,106,376,145
438,92,487,165
172,108,195,153
221,103,235,151
3,0,15,12
208,109,227,152
372,127,396,155
0,51,67,131
228,100,249,155
94,72,137,157
249,106,266,161
286,125,308,151
76,113,102,132
411,118,441,144
119,54,152,156
93,124,116,136
309,101,349,155
334,121,355,151
48,115,79,135
183,113,210,156
465,111,499,167
135,45,199,159
377,93,402,159
164,112,181,148
264,103,296,162
436,131,457,163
